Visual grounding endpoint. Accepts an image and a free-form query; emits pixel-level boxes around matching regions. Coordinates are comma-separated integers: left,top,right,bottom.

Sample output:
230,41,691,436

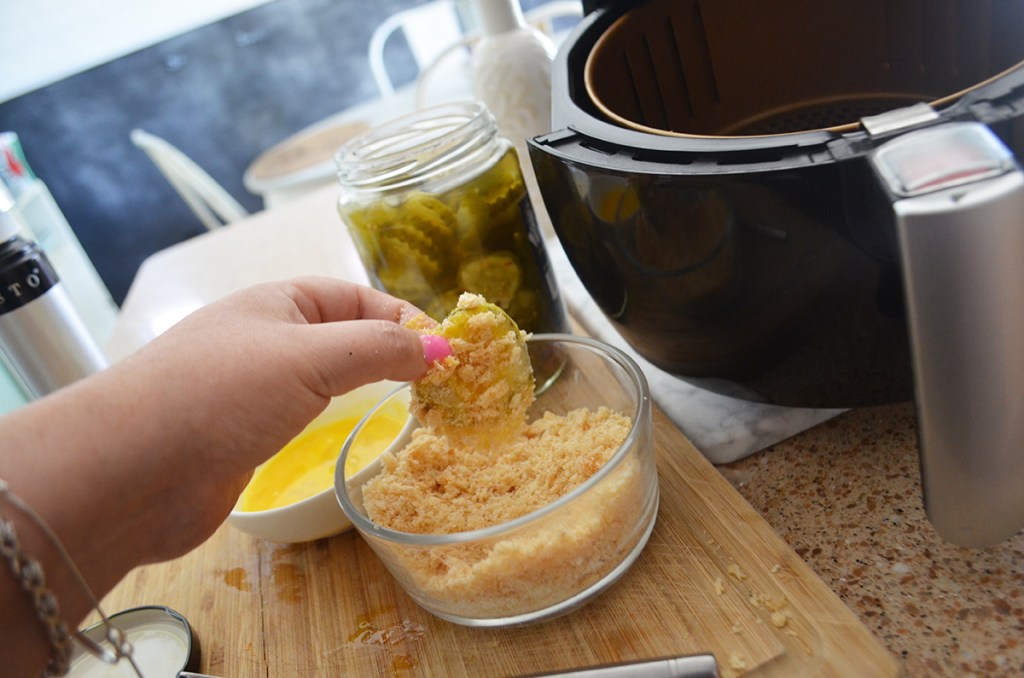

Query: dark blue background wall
0,0,437,304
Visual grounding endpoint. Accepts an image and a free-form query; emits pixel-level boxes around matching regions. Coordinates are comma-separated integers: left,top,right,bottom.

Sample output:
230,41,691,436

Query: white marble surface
546,237,844,465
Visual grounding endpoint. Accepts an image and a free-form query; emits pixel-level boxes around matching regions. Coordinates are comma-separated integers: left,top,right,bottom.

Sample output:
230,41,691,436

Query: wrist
0,480,87,675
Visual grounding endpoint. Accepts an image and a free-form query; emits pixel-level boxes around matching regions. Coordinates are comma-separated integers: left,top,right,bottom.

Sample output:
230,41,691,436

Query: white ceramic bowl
227,381,414,543
336,335,660,627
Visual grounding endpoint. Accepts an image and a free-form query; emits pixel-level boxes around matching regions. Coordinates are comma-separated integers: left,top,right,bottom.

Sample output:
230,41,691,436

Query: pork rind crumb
728,652,748,670
364,407,630,533
361,407,646,617
727,564,747,581
366,294,652,619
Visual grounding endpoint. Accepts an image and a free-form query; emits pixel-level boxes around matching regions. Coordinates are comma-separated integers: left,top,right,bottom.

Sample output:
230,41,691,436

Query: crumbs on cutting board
727,564,748,581
747,591,787,613
748,591,814,656
713,567,806,641
707,562,817,674
748,591,793,630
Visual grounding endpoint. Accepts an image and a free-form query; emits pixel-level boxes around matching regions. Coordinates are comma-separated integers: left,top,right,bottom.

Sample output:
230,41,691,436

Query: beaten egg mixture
237,397,407,512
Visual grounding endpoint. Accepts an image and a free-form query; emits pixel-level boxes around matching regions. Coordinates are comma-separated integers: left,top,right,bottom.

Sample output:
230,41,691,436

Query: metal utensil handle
873,122,1024,547
520,653,719,678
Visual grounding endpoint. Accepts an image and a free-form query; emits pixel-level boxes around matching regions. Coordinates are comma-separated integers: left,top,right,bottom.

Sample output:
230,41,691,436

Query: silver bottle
0,184,107,399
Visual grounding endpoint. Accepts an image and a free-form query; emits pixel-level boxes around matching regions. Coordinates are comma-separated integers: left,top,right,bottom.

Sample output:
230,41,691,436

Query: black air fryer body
529,0,1024,408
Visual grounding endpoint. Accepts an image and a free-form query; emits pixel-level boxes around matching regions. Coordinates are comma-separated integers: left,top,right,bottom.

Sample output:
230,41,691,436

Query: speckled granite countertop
552,236,1024,677
718,403,1024,677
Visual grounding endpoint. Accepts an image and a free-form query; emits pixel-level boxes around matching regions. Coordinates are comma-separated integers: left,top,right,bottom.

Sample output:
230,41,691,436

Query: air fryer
528,0,1024,546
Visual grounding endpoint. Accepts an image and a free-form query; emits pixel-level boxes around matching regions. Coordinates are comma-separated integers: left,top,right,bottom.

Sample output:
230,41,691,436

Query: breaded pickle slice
411,293,534,441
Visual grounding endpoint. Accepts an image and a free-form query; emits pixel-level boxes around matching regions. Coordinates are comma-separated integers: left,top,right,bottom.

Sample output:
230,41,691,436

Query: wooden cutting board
94,401,897,677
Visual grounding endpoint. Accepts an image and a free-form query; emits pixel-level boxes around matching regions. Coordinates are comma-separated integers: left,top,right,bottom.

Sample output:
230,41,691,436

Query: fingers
282,277,429,327
164,277,449,399
276,277,452,394
300,318,444,395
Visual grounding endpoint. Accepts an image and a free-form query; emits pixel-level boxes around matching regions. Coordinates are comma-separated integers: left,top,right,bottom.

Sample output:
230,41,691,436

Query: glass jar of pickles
335,101,568,335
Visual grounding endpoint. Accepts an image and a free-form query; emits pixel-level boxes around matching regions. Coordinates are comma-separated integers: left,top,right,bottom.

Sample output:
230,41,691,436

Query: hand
0,277,445,672
110,277,444,555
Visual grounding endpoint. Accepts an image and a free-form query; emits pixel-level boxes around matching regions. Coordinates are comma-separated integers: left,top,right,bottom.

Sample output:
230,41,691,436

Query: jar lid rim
335,100,496,189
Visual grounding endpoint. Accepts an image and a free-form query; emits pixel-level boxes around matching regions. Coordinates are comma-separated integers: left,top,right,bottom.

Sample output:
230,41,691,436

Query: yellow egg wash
238,398,407,512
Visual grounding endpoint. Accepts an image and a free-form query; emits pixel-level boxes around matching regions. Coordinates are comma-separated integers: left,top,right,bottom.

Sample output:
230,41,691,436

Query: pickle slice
410,293,534,441
457,251,522,309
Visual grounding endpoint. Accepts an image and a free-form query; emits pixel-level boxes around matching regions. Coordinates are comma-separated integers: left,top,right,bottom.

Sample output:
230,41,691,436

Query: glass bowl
334,334,659,627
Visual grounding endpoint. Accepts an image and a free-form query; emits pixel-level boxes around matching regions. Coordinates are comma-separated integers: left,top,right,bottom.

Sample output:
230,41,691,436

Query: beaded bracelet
0,478,142,677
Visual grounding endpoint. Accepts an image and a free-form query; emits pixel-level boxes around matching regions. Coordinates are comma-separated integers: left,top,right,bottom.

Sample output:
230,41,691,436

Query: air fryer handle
871,123,1024,547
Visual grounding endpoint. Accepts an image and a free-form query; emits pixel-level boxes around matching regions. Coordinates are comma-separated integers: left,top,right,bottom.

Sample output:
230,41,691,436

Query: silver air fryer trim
872,123,1024,547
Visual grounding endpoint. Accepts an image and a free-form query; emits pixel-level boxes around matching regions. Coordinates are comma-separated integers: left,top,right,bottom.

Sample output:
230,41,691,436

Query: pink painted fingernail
420,334,452,365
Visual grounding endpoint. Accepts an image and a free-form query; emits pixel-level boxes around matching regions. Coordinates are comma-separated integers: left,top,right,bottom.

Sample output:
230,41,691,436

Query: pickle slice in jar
457,251,522,309
344,192,460,306
410,293,534,441
471,150,525,217
401,193,457,247
505,287,540,334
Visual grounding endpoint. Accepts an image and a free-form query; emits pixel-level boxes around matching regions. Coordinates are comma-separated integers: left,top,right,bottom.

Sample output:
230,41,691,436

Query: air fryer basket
530,0,1024,408
585,0,1024,136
